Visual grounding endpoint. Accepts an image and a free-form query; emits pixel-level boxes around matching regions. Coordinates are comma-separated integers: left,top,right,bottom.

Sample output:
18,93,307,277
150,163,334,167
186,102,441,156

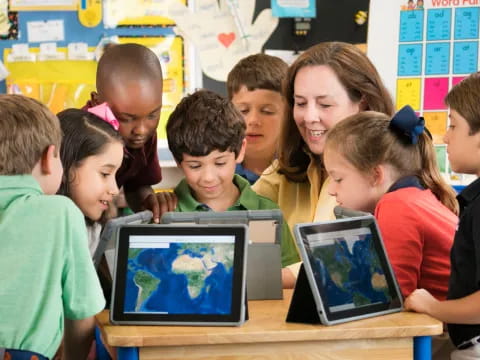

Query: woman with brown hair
252,41,395,287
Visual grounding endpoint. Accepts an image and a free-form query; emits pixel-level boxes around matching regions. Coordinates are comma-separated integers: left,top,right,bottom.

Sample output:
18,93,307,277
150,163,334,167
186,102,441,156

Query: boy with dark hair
226,54,288,184
405,72,480,359
87,43,174,222
0,94,105,360
166,89,299,270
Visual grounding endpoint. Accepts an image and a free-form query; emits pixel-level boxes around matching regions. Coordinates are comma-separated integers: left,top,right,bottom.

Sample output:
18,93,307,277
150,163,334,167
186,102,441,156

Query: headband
389,105,425,145
87,102,120,131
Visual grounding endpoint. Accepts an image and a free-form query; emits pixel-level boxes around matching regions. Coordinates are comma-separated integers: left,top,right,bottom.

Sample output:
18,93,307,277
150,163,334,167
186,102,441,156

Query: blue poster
427,8,451,41
271,0,316,18
425,42,450,75
399,10,424,42
454,7,480,39
398,44,423,76
453,41,478,74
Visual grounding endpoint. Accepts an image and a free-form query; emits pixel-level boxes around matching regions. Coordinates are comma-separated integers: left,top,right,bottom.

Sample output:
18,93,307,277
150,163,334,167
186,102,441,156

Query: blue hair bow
389,105,425,145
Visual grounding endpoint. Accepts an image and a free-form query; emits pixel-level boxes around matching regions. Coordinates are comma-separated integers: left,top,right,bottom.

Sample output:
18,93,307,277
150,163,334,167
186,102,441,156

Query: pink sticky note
424,78,449,110
452,76,466,87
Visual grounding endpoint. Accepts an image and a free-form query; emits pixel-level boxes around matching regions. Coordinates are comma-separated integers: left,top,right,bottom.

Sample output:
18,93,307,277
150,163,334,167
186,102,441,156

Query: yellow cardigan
252,159,337,230
252,160,337,276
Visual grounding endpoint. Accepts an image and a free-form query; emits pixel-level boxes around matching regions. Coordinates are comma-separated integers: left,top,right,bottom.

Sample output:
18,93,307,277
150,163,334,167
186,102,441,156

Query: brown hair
325,111,458,215
445,71,480,135
278,42,395,182
226,53,288,99
0,94,61,175
167,89,246,163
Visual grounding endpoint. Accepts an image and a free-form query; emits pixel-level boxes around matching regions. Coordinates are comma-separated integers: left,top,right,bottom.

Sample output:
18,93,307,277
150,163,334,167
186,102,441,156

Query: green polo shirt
174,174,299,267
0,175,105,358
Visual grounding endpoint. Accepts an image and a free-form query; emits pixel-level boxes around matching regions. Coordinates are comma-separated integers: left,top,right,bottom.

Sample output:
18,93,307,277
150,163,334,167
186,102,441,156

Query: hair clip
389,105,425,145
87,102,120,131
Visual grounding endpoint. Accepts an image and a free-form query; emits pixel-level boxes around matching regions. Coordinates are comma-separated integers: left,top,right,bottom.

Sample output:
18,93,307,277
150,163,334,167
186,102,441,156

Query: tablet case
287,216,403,326
110,224,249,326
286,264,322,324
161,210,284,300
92,210,153,269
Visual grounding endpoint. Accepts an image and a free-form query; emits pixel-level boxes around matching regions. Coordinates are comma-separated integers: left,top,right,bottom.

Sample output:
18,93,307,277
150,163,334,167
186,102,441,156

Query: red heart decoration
218,32,236,48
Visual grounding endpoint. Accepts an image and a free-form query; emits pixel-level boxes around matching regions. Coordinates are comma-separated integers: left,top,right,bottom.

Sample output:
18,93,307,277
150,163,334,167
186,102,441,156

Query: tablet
292,216,403,325
110,224,248,326
333,206,370,219
161,210,283,300
92,210,153,270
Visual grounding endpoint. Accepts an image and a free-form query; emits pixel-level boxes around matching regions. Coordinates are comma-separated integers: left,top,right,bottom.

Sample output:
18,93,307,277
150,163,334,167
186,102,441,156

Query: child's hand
156,191,178,216
166,0,278,81
141,191,178,223
404,288,438,315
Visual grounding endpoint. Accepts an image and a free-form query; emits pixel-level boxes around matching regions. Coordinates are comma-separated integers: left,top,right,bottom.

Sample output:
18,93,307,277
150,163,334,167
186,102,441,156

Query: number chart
368,0,480,180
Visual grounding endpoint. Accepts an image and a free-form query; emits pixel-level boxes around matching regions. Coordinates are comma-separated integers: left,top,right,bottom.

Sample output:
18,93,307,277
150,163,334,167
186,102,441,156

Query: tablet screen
125,234,235,314
296,217,402,324
111,225,247,325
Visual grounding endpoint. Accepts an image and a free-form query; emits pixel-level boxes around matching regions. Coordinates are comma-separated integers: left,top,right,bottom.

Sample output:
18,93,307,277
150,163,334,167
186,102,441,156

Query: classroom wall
204,0,370,96
0,0,370,95
0,0,370,188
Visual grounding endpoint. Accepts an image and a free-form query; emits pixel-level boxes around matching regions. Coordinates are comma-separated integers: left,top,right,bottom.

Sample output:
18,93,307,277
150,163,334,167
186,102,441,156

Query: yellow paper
396,78,421,111
423,112,448,145
4,47,97,111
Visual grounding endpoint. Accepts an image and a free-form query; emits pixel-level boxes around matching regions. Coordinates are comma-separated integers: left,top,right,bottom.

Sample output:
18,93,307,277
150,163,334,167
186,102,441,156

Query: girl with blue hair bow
323,105,458,301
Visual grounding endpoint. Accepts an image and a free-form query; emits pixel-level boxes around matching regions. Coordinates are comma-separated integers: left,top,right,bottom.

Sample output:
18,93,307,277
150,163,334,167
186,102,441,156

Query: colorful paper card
435,145,447,174
398,44,422,76
399,9,424,42
4,47,97,112
423,111,448,144
9,0,77,11
425,42,450,75
271,0,316,18
396,78,421,111
452,76,466,86
453,41,478,74
426,8,451,41
454,7,479,39
424,77,448,110
103,0,187,28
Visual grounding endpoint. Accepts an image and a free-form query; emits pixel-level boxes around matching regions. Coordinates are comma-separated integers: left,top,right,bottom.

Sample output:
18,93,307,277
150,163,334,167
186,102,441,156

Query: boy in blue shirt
0,95,105,360
405,72,480,359
166,89,299,273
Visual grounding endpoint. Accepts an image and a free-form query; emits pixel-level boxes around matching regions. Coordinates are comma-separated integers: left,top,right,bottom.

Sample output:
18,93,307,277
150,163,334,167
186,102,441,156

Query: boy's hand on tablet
156,191,178,217
141,191,178,223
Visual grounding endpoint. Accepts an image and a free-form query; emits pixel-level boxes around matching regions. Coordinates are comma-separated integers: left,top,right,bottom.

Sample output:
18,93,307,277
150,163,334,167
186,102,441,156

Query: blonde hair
0,94,61,175
277,41,394,182
325,111,458,215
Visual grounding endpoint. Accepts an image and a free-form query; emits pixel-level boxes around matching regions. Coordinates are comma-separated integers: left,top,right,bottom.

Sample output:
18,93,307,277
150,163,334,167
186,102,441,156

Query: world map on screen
309,233,391,312
124,242,234,314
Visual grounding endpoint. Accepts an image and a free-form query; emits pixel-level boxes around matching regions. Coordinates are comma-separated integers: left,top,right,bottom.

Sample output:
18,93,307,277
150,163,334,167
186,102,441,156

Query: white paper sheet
27,19,65,43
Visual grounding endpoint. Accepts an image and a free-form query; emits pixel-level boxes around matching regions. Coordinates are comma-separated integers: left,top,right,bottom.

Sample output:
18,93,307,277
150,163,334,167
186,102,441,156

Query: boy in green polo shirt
0,95,105,360
166,89,299,273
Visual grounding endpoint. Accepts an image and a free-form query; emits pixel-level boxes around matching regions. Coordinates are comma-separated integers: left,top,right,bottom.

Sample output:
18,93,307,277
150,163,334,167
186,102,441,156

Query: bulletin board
0,2,191,162
367,0,480,178
4,35,183,140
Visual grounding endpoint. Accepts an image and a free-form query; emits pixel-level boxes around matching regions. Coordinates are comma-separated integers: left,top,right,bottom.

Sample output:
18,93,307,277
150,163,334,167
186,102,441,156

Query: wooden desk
96,290,442,360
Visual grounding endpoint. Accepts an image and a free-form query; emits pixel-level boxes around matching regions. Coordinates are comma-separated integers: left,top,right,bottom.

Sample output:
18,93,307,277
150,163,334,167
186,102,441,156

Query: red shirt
83,101,162,191
375,187,457,300
117,136,162,191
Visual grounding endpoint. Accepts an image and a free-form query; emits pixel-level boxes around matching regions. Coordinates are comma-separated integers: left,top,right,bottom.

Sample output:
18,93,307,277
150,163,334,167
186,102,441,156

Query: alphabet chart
368,0,480,180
